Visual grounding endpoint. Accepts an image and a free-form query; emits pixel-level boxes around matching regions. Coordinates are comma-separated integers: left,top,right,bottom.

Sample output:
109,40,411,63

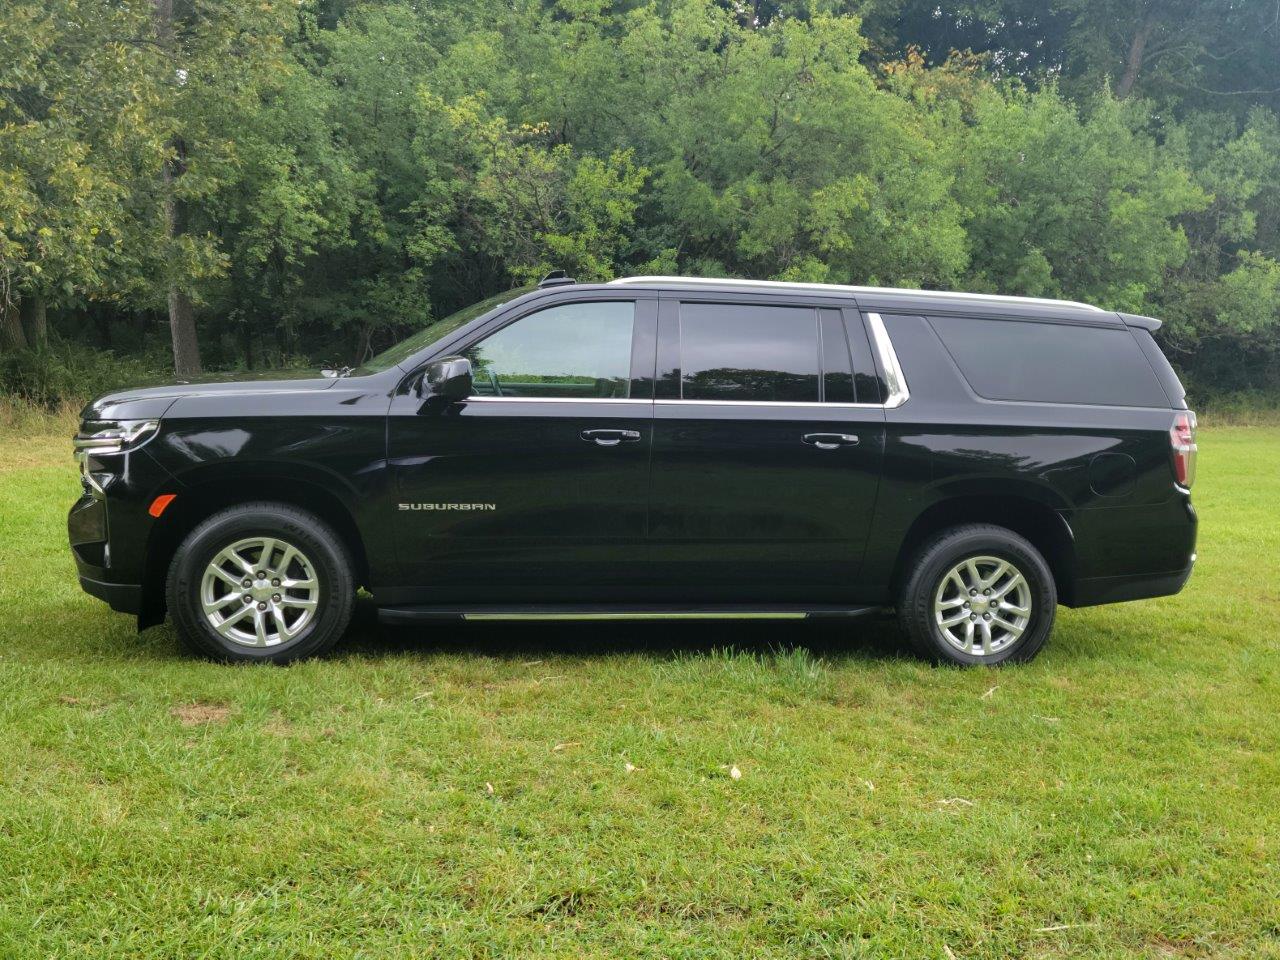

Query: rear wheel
166,502,355,663
897,524,1056,665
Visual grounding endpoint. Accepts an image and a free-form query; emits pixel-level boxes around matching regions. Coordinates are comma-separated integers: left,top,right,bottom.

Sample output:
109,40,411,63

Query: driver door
386,295,657,604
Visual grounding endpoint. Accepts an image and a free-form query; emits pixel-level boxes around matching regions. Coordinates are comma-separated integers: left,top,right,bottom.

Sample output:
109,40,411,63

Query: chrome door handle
802,432,859,450
581,428,642,447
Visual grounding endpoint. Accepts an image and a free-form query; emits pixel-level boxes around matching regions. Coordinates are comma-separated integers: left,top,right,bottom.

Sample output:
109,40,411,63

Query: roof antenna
538,270,576,289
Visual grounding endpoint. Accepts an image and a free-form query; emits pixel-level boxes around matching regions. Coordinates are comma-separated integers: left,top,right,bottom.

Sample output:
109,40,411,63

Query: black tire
896,524,1056,666
166,502,355,663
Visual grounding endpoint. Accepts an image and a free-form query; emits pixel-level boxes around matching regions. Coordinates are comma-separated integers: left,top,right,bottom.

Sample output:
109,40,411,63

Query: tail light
1170,411,1197,489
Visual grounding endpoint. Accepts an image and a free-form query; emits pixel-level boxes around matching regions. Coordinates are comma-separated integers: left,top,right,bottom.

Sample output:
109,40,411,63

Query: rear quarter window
928,315,1169,407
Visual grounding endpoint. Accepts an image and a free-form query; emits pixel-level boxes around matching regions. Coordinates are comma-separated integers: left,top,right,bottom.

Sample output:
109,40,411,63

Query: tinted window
820,309,856,403
679,303,819,402
930,315,1168,407
466,301,635,399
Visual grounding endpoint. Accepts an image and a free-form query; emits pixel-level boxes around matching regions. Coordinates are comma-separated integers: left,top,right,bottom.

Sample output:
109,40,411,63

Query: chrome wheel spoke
275,544,298,578
207,565,243,589
981,561,1009,589
214,605,254,637
203,592,243,615
994,574,1025,599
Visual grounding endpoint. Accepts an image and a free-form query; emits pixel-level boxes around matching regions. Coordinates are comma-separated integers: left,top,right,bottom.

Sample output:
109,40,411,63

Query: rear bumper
1067,555,1195,608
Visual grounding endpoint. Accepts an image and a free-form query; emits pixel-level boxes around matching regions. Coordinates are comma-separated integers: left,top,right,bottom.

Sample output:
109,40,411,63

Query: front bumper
68,439,182,620
78,574,142,614
69,492,143,613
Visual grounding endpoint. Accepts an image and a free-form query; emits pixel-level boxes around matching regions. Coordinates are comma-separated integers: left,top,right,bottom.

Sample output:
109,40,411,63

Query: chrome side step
377,604,881,625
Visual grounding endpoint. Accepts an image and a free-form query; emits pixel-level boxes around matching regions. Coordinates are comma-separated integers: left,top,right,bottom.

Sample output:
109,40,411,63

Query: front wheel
897,524,1056,666
166,502,355,663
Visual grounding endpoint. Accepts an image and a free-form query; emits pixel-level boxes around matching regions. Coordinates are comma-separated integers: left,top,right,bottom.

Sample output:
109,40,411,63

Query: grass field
1,423,1277,959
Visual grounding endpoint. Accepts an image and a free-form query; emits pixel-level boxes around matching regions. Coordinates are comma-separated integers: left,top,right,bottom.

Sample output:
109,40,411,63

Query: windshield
359,285,536,372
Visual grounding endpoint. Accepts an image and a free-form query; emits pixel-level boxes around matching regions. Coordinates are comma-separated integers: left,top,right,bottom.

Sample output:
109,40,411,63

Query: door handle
803,432,859,450
581,428,642,447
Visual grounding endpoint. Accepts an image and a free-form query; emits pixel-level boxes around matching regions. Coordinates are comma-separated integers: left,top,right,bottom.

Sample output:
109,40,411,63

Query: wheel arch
890,493,1076,604
139,468,370,628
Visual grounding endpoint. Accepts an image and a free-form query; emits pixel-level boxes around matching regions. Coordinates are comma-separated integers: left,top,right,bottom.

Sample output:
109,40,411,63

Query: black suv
70,276,1197,665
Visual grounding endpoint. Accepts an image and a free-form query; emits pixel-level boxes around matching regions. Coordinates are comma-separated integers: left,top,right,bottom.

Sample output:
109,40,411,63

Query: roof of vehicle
607,276,1121,325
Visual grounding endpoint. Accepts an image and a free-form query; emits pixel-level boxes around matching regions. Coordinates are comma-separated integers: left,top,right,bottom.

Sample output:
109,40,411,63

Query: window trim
865,312,910,408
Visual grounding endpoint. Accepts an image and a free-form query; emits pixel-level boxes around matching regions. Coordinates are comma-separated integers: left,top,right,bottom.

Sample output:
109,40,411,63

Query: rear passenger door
647,294,886,600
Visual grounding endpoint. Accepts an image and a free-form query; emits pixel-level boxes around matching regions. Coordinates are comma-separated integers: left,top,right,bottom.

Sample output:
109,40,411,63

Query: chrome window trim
462,396,649,404
458,310,910,410
460,396,886,410
655,399,883,410
865,312,910,409
608,276,1104,312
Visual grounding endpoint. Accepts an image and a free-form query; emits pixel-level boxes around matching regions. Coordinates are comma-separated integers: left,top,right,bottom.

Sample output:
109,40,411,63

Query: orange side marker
148,494,177,518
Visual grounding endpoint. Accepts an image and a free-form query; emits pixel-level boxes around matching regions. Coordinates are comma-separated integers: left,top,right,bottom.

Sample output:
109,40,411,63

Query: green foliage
958,89,1208,310
3,0,1279,400
0,341,166,407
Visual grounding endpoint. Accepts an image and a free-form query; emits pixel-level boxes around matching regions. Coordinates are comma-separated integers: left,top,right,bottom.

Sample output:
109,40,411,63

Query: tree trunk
20,294,46,348
1117,12,1156,98
153,0,202,377
0,299,28,351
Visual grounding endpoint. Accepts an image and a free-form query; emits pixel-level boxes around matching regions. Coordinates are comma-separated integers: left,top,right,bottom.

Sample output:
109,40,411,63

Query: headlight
73,419,160,456
73,420,160,494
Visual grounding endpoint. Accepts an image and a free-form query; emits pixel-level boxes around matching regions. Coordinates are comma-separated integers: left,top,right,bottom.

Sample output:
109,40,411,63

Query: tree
0,0,162,352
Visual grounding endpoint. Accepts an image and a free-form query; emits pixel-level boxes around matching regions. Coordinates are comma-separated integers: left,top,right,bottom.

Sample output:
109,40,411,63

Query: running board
377,603,882,625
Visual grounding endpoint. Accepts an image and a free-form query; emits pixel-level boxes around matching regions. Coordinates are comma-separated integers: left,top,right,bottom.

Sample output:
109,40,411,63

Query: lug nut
257,602,267,610
272,594,281,602
272,578,280,587
963,601,970,609
242,579,252,588
969,589,977,596
243,594,252,604
970,614,977,621
256,571,265,578
983,613,991,621
983,589,991,596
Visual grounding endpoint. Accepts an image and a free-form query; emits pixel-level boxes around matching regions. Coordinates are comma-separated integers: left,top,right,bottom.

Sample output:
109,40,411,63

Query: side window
819,308,856,403
929,315,1168,407
679,303,820,402
465,301,635,399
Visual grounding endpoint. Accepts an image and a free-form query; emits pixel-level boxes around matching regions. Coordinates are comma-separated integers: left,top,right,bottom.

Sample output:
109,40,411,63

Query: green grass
1,423,1278,959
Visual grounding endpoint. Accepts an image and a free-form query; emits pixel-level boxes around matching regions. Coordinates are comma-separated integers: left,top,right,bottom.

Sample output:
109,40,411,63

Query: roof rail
607,276,1103,312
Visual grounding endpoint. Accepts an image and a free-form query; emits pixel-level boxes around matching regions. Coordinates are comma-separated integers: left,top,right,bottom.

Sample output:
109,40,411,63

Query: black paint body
69,281,1197,625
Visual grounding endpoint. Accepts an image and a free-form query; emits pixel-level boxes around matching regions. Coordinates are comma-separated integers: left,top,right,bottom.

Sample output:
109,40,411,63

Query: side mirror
420,356,473,403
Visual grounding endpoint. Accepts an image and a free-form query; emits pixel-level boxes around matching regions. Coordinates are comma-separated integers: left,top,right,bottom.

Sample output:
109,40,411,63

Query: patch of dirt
170,702,232,726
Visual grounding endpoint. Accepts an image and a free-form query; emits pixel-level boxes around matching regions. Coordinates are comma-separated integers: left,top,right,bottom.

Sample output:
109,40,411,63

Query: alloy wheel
199,536,321,647
932,555,1033,658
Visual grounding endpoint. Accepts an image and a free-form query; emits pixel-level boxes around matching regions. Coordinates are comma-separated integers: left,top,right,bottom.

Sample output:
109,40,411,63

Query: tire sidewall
167,505,354,663
901,526,1056,666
